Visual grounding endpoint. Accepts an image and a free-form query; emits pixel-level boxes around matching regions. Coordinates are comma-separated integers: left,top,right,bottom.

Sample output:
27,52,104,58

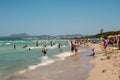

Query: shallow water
0,40,70,80
0,40,94,80
7,44,94,80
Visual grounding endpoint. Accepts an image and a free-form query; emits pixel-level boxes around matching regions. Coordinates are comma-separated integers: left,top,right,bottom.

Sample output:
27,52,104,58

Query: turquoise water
0,40,70,80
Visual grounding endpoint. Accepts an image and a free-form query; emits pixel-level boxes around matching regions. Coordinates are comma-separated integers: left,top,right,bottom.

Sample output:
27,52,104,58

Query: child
92,49,95,55
90,49,95,56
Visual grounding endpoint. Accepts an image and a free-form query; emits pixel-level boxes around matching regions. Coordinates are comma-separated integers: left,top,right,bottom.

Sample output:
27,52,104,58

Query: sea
0,39,92,80
0,39,71,80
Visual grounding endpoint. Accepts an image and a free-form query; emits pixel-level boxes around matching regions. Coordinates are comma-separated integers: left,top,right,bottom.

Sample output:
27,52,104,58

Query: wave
54,49,87,60
18,56,54,74
14,40,27,43
54,51,74,60
47,44,66,49
5,43,11,45
27,50,81,70
27,46,42,50
18,49,87,74
18,51,73,74
61,45,66,48
18,70,27,74
28,51,75,70
28,56,54,70
47,45,58,49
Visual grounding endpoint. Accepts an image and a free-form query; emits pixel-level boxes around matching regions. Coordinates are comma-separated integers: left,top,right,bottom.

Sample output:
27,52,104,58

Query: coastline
7,46,94,80
4,42,120,80
87,43,120,80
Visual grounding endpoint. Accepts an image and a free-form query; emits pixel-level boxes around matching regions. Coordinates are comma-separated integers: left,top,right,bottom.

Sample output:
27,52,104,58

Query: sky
0,0,120,36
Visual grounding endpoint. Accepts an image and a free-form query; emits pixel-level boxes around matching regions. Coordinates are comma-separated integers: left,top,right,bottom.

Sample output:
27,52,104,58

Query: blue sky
0,0,120,36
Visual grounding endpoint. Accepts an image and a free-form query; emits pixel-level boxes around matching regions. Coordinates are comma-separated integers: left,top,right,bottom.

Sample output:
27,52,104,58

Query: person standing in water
71,41,74,52
42,45,47,56
58,43,61,48
58,43,62,52
14,44,16,49
74,42,79,55
50,41,53,46
36,41,38,47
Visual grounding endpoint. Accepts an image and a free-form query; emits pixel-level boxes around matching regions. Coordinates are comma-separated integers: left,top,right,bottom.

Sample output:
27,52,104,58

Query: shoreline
87,43,120,80
7,46,94,80
5,42,120,80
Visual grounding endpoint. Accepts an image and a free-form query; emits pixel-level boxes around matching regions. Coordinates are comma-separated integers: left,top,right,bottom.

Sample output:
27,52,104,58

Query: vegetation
93,30,120,38
85,30,120,38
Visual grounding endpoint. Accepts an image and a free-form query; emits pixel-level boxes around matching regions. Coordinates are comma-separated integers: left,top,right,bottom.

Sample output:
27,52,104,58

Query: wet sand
7,48,94,80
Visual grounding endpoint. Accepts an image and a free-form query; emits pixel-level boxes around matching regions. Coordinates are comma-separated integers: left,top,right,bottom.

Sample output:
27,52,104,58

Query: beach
87,43,120,80
0,0,120,80
7,45,94,80
1,40,120,80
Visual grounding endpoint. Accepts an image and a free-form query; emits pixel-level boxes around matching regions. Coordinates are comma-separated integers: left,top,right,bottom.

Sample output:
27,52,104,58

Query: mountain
0,33,84,40
39,35,55,39
57,34,83,38
9,33,31,38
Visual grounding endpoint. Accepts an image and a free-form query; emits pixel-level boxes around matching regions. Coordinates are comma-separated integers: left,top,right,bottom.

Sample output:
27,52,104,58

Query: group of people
13,40,65,56
89,36,120,55
40,37,120,56
13,37,120,57
71,41,81,55
42,42,63,56
103,36,120,53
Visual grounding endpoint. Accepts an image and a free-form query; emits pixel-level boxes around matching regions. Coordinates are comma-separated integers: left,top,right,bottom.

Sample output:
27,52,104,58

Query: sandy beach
87,43,120,80
6,42,120,80
7,46,94,80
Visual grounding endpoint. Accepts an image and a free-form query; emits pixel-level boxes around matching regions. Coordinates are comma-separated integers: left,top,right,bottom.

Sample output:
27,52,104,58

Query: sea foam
27,51,74,71
5,43,11,45
28,56,54,70
54,51,74,61
19,49,86,74
27,46,42,50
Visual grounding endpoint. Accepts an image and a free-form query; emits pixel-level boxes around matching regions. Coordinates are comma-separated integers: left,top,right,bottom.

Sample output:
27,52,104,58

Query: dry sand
87,43,120,80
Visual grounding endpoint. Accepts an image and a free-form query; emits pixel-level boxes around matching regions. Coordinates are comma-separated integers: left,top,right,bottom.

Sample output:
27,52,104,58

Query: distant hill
0,33,84,40
9,33,31,38
39,35,55,39
57,34,83,38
